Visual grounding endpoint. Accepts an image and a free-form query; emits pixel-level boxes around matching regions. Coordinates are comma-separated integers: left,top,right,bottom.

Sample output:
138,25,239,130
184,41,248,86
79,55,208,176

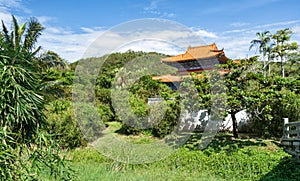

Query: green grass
65,136,300,180
103,121,157,144
63,123,300,181
70,161,221,181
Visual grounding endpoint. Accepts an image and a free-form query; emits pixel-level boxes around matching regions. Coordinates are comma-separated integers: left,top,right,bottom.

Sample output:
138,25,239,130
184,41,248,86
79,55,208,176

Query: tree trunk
267,55,271,76
281,60,285,77
263,56,266,77
280,55,284,77
231,112,238,138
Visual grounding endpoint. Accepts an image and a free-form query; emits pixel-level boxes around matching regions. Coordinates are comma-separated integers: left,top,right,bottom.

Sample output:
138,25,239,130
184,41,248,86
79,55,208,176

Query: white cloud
255,20,300,29
217,38,255,59
80,27,97,33
224,20,300,35
292,26,300,37
290,25,300,46
39,27,107,62
161,12,175,18
0,11,13,24
0,1,16,25
144,0,159,11
230,22,250,27
0,0,34,27
202,0,282,14
80,26,105,33
44,27,72,34
194,29,218,38
1,1,299,63
38,19,300,63
36,16,55,25
0,0,31,13
76,28,206,61
209,20,300,60
292,25,300,32
143,0,176,18
117,39,183,55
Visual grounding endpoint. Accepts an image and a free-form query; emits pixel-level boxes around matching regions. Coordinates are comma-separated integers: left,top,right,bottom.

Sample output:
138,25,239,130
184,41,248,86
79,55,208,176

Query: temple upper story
161,43,228,73
152,43,230,85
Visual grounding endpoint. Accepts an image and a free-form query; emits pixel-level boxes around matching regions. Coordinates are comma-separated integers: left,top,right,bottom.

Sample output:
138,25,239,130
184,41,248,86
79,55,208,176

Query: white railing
281,118,300,163
282,118,300,139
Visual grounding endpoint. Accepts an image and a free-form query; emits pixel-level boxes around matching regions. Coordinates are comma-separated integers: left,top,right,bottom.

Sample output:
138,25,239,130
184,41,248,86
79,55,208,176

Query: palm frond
249,40,261,51
12,15,20,50
31,46,42,56
1,20,11,43
18,23,26,43
24,17,44,52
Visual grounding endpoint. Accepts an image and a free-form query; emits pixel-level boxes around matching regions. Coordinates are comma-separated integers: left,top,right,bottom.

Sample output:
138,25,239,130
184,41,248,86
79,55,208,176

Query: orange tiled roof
232,60,240,64
161,43,228,63
152,70,230,83
152,74,182,82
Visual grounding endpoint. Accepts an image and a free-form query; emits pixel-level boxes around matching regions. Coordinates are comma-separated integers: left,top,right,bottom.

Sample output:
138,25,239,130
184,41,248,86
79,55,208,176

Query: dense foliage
0,16,73,180
48,35,299,144
0,16,45,143
1,14,299,180
72,52,180,138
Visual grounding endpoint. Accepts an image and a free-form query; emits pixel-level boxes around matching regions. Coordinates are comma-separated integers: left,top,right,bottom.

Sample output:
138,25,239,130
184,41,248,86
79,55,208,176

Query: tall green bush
0,16,45,143
46,100,87,149
0,15,74,180
245,75,300,137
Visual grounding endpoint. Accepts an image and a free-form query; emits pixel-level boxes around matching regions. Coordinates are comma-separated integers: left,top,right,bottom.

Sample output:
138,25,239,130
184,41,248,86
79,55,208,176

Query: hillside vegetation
1,16,299,180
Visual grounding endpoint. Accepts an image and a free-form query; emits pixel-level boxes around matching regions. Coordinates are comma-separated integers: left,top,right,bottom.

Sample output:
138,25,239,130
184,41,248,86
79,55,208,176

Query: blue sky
1,0,300,62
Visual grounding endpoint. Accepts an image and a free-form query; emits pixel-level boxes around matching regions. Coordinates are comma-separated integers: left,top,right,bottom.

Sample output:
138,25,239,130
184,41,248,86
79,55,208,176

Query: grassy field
65,122,300,181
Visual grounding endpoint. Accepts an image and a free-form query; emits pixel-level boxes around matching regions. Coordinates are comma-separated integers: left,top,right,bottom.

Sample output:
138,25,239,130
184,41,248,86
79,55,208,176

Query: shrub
46,100,87,149
0,130,20,180
151,99,181,138
74,103,106,142
247,88,300,137
97,102,115,122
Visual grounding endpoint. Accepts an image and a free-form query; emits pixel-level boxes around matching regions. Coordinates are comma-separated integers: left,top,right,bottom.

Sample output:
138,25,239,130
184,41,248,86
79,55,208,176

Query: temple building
152,43,231,88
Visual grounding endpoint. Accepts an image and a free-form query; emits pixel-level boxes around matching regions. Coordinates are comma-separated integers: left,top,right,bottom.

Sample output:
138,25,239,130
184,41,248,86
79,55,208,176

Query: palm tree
1,16,44,55
38,50,68,70
271,28,296,77
265,44,275,75
249,31,272,76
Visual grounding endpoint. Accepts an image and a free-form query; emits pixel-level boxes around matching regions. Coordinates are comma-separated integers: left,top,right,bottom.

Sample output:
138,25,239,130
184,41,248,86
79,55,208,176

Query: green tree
271,28,298,77
249,31,272,76
245,74,300,137
38,50,68,70
220,59,258,138
186,58,257,138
